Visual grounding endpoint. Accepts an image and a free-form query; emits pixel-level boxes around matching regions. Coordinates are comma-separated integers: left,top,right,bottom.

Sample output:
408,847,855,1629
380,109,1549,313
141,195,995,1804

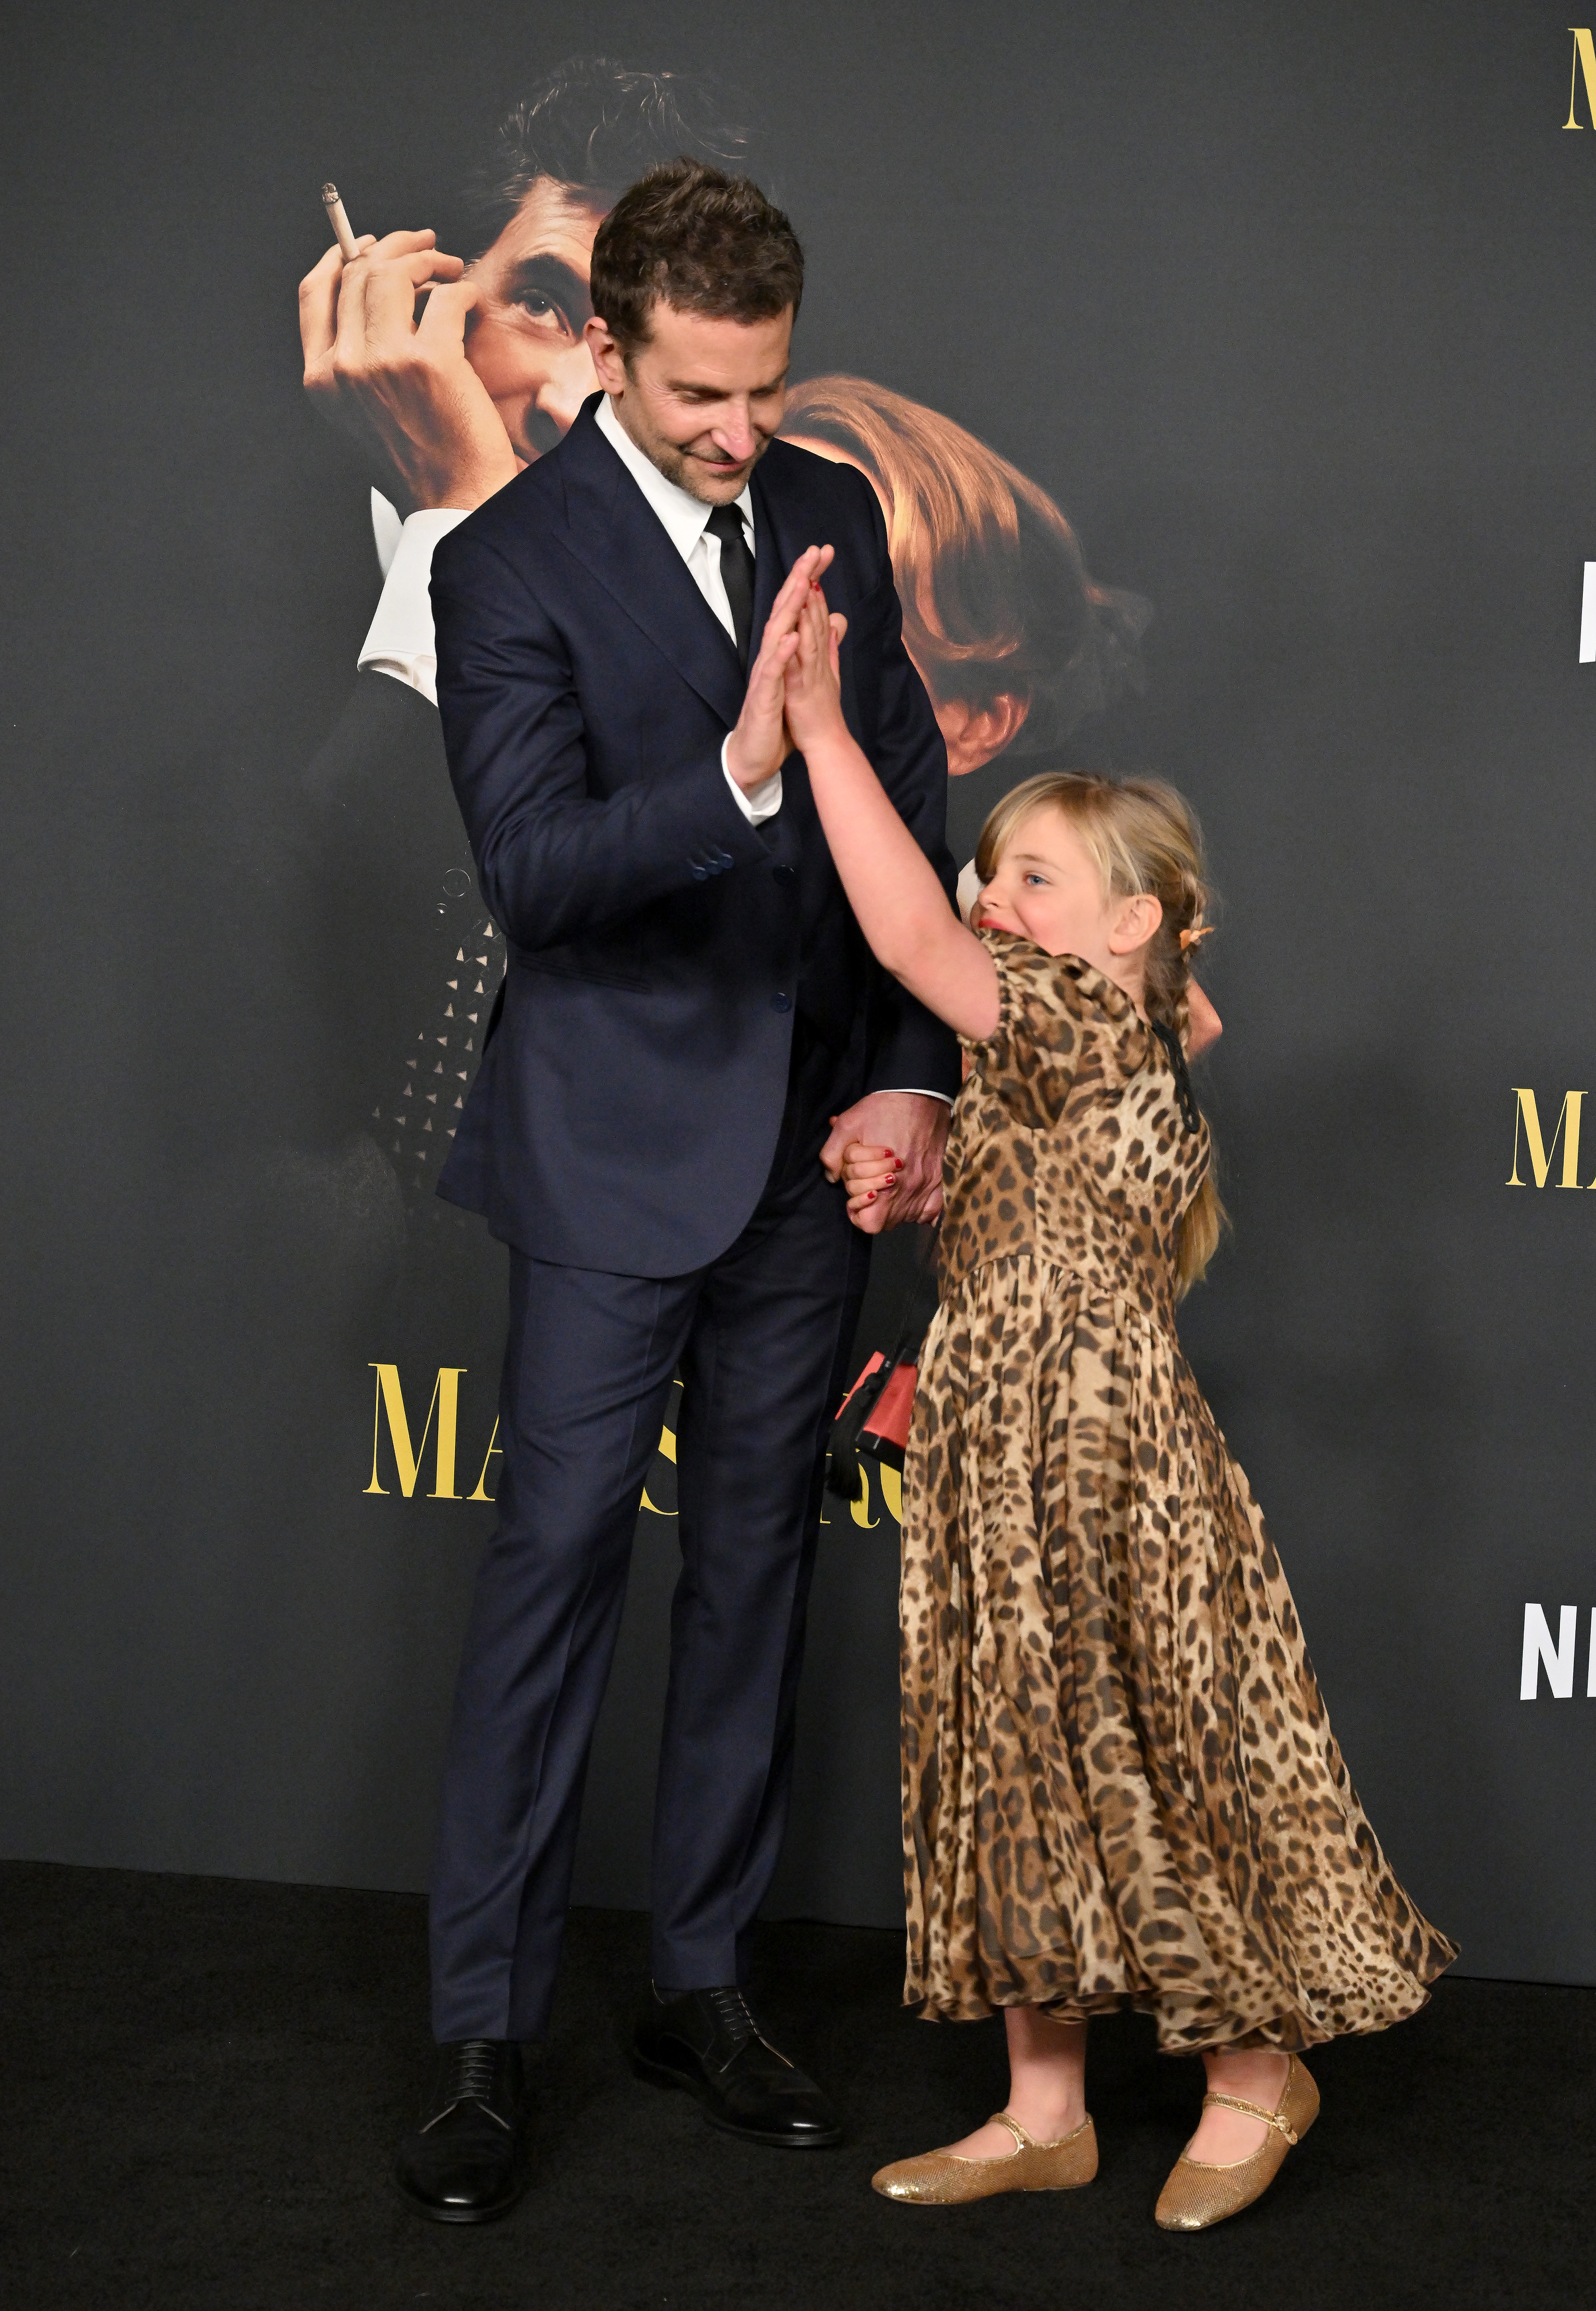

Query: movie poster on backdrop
307,52,1155,1922
13,1,1596,1983
308,59,1149,1454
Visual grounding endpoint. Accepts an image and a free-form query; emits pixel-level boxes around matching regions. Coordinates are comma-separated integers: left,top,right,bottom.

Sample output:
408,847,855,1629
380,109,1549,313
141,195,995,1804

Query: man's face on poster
463,180,606,461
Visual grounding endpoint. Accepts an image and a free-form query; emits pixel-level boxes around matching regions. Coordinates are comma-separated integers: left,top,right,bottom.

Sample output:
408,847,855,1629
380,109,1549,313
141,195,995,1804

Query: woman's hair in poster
780,376,1150,754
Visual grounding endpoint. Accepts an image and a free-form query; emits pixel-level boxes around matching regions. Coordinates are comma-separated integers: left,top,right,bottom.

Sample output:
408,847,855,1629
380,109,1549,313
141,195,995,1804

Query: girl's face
974,806,1161,1001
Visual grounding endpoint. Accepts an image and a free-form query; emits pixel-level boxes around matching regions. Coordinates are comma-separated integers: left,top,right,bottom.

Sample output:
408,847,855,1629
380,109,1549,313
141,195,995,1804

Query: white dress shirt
357,504,469,705
593,394,780,822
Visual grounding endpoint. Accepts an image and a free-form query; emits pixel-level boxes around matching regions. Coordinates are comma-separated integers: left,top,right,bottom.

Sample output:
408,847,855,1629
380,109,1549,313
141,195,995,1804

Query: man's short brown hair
588,158,803,353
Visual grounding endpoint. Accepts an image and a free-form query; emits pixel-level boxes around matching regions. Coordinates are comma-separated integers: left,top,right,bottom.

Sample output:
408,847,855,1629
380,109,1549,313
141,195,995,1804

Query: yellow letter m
1506,1089,1586,1188
365,1364,465,1497
1566,28,1596,128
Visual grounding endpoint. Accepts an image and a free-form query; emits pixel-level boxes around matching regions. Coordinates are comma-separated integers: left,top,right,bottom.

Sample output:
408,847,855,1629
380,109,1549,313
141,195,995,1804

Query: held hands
822,1093,949,1232
838,1140,899,1222
298,231,519,512
725,544,850,792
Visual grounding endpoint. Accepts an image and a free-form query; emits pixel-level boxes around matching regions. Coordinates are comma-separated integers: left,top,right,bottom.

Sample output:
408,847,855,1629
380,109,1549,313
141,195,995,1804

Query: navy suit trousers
428,1040,871,2042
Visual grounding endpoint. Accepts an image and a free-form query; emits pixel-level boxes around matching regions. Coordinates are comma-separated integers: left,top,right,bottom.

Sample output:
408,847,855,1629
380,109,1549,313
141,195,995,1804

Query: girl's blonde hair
975,772,1227,1296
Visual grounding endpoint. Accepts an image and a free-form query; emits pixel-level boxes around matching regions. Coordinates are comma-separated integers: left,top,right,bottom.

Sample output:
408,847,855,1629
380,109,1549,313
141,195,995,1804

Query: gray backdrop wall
4,0,1595,1984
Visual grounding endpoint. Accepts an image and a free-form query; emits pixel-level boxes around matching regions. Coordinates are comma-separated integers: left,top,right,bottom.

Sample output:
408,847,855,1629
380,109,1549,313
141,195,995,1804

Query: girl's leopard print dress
901,930,1455,2049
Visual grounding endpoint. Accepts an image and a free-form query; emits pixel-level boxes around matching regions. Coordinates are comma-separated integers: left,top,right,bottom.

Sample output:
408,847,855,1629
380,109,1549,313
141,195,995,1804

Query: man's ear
584,315,625,394
939,693,1029,777
1108,892,1163,955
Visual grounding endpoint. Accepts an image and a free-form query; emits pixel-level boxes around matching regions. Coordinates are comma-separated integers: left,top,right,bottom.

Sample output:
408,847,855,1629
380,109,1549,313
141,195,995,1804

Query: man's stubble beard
648,429,773,504
616,389,773,503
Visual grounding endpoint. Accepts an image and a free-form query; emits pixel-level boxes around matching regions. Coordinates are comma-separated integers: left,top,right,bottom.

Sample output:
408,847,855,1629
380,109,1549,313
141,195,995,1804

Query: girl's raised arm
779,583,999,1042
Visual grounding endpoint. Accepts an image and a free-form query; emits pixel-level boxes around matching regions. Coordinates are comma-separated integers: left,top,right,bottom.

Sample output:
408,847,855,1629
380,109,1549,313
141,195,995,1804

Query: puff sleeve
960,930,1099,1133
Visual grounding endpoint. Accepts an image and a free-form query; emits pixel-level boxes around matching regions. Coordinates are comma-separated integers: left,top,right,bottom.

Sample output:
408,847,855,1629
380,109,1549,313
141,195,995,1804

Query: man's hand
1186,980,1223,1059
821,1091,948,1232
725,544,834,792
299,230,519,513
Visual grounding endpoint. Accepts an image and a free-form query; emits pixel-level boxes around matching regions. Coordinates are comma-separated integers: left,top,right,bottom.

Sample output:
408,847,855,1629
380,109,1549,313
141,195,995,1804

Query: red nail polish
865,1191,876,1203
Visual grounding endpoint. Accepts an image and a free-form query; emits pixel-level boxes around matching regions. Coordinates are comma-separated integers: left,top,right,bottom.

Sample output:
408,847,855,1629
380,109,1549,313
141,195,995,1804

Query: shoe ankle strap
991,2110,1090,2152
1200,2090,1298,2146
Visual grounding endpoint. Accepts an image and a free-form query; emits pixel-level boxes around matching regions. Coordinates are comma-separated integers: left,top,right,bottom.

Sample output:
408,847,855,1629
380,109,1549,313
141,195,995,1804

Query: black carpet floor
2,1861,1591,2311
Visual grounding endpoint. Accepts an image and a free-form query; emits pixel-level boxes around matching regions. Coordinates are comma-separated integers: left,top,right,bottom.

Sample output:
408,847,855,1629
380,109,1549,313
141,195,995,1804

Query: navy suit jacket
431,393,960,1276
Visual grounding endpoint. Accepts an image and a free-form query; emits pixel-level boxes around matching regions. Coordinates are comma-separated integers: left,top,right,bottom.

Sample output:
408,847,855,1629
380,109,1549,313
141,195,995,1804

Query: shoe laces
440,2039,502,2107
703,1986,760,2051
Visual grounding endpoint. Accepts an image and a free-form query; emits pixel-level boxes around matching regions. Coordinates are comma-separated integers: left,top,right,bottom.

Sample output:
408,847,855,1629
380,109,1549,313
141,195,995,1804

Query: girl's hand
727,544,833,792
840,1139,899,1220
780,573,850,753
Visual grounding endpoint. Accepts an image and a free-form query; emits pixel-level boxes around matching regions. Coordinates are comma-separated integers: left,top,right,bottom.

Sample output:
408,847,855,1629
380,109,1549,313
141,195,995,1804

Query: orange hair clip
1179,924,1215,951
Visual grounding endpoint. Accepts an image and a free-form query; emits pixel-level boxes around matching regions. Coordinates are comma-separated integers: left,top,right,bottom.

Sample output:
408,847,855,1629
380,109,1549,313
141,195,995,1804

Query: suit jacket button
771,992,792,1013
772,862,796,886
690,863,709,880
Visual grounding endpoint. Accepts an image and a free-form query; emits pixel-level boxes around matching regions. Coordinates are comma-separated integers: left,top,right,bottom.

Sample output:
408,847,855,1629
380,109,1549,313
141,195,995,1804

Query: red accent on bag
836,1352,918,1464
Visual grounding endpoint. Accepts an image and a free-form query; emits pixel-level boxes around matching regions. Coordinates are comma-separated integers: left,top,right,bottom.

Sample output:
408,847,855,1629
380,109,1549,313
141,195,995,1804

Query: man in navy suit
395,160,959,2222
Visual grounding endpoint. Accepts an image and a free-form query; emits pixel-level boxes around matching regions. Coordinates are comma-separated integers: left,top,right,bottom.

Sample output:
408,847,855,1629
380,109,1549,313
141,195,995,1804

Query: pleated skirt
900,1253,1456,2051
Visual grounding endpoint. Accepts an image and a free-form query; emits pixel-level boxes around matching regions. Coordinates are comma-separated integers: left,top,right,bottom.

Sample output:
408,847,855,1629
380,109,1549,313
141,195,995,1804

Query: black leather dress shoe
630,1985,843,2148
394,2039,530,2223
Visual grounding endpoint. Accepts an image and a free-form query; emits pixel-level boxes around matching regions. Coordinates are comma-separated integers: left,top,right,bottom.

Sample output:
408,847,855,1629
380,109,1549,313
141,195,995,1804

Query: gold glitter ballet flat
1154,2054,1319,2232
871,2112,1098,2205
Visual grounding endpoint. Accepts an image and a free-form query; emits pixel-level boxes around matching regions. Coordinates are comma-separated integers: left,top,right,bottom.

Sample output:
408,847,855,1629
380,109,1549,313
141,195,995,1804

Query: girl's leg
1183,2045,1293,2163
944,2008,1090,2159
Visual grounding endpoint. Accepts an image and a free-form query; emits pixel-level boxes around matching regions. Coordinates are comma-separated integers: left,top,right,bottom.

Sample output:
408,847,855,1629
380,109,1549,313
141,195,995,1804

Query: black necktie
705,504,754,669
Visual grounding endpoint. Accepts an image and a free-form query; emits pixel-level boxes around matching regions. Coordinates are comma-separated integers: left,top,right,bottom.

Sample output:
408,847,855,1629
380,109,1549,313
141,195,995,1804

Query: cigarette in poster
321,183,360,262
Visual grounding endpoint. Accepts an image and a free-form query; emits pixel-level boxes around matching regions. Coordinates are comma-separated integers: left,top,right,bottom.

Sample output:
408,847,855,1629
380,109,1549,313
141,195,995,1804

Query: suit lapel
552,400,744,729
749,460,788,648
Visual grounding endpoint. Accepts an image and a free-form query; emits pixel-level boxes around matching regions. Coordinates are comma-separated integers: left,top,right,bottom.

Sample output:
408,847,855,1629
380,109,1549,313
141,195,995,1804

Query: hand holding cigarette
298,190,519,515
321,183,361,263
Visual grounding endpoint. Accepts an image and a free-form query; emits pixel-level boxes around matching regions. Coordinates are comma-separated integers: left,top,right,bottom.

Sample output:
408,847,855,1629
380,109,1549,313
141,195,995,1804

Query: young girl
776,566,1454,2232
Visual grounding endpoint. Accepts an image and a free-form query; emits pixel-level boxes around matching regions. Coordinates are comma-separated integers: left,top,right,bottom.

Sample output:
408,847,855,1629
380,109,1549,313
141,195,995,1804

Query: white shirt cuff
357,507,471,706
878,1088,954,1104
720,735,782,823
